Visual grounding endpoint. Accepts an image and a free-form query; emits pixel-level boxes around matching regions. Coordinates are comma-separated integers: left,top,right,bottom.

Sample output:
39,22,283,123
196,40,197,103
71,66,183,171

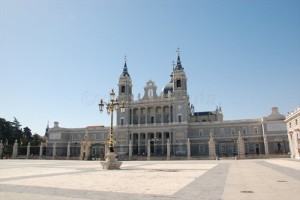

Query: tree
11,117,23,145
22,127,32,145
0,118,12,144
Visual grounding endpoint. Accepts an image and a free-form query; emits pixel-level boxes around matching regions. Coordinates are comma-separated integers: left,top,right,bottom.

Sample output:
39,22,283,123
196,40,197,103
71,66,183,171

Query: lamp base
100,152,122,170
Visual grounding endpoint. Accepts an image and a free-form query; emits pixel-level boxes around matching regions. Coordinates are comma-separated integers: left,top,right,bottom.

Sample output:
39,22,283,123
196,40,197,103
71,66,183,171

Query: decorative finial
176,47,180,56
124,55,127,63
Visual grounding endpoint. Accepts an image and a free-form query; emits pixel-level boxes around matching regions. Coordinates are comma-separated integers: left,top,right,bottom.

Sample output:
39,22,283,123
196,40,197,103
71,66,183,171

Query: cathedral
47,52,289,160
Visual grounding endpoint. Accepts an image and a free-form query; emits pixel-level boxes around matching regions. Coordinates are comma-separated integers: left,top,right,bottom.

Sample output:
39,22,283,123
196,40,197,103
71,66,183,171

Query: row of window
197,143,260,154
289,118,298,128
199,127,259,136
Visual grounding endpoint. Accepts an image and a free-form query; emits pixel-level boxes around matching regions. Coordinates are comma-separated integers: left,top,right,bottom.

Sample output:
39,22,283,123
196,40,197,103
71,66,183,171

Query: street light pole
99,89,125,170
99,89,125,153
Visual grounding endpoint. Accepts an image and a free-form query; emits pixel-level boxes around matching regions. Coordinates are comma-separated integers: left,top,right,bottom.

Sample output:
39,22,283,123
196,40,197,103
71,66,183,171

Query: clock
177,105,182,111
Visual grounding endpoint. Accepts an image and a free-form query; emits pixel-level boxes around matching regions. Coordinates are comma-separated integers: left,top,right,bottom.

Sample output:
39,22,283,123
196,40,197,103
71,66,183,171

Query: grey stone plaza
0,159,299,200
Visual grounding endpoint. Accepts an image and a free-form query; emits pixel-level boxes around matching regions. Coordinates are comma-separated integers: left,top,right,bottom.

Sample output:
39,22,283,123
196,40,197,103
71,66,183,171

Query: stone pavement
0,159,299,200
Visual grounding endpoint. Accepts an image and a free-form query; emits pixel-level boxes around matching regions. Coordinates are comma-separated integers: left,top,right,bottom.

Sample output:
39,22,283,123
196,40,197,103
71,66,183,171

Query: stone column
67,142,71,159
288,132,294,158
145,132,148,141
126,133,130,146
129,140,132,160
187,138,191,160
169,106,171,123
0,140,3,158
12,140,18,158
104,140,108,155
237,133,245,159
167,139,170,160
263,136,269,158
161,108,163,124
145,107,148,125
161,132,164,154
52,142,56,159
153,132,157,154
39,142,43,159
137,108,141,126
208,135,216,160
147,140,151,160
26,142,31,159
131,108,134,125
138,133,141,155
153,106,156,125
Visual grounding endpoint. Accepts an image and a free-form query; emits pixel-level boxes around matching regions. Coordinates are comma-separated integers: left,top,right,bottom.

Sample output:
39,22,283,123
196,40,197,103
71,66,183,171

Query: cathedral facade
47,53,289,160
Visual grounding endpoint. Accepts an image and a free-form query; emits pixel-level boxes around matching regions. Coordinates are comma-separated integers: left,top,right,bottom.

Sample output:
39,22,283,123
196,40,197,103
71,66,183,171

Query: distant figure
277,142,281,151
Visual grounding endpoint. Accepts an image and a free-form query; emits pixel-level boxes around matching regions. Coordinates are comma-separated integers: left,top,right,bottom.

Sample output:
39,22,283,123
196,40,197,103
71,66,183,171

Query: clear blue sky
1,0,299,135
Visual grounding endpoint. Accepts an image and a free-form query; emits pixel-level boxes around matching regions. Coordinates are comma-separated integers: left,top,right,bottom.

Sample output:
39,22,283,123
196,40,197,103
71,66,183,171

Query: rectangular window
221,145,226,154
151,116,154,124
166,132,170,139
178,115,182,123
93,134,96,140
121,118,124,125
199,145,205,154
199,129,203,137
245,144,249,154
232,144,237,154
242,127,247,134
231,128,235,135
254,127,258,134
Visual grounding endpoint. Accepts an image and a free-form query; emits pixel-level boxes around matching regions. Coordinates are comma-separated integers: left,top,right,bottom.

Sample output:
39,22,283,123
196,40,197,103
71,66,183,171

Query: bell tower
117,57,133,126
171,49,189,123
172,49,187,98
118,56,133,102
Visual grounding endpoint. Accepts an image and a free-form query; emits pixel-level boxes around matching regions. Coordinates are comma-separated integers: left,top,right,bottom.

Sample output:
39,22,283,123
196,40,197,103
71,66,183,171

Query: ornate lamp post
99,89,125,170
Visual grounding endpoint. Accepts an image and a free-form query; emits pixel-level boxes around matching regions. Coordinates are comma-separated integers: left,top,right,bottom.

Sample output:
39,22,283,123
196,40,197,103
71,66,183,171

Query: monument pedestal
100,152,122,170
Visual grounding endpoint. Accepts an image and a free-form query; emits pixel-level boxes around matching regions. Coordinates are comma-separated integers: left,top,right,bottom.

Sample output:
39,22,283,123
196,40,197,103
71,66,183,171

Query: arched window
121,86,125,93
176,79,181,87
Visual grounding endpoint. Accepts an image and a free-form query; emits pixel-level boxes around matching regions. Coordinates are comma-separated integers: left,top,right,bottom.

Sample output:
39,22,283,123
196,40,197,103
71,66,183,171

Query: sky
1,0,299,135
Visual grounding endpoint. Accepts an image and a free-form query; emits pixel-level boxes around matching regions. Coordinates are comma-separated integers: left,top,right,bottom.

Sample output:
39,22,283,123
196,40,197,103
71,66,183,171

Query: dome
162,82,173,95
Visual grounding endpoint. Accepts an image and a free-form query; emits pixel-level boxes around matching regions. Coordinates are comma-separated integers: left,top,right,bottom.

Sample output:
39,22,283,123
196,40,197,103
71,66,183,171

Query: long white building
47,53,289,160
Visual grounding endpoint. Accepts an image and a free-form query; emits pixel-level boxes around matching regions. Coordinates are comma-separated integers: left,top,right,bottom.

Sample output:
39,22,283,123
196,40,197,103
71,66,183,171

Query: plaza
0,159,299,200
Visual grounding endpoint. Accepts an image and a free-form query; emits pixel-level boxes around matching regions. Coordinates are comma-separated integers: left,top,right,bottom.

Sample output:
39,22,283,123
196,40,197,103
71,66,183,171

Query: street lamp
99,89,125,170
99,89,126,153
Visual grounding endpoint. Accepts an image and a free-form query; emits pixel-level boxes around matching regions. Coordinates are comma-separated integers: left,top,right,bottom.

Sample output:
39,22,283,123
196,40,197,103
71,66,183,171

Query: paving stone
0,159,299,200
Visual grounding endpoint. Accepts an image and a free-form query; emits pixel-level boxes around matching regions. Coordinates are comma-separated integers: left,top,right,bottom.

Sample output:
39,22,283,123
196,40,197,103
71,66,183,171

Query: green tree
11,117,23,145
0,118,12,144
22,127,32,146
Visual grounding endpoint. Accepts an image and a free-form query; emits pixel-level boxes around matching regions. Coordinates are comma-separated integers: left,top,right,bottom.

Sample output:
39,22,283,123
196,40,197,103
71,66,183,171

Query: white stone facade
285,106,300,159
46,54,289,160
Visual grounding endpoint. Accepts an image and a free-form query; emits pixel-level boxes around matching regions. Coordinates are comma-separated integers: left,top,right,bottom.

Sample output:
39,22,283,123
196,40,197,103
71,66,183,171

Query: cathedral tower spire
175,48,184,70
121,55,130,77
